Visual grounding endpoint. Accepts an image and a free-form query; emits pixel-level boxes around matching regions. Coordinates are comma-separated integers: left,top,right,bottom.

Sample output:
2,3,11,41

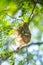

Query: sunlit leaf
7,2,17,15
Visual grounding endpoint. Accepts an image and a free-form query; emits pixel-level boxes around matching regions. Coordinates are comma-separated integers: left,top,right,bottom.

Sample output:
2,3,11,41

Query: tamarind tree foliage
0,0,43,65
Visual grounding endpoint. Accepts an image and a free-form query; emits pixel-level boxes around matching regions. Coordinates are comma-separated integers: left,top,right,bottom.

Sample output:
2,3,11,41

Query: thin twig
0,9,24,22
28,4,36,25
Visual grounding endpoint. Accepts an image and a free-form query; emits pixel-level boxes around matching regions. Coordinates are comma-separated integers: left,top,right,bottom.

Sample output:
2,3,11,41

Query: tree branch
0,42,43,62
10,42,43,53
21,42,43,49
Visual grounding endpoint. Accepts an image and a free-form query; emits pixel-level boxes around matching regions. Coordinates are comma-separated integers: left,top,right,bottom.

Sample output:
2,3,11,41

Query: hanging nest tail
14,23,31,48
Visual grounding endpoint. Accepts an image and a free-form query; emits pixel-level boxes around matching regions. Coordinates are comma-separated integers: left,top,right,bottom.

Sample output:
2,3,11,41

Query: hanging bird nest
14,22,31,48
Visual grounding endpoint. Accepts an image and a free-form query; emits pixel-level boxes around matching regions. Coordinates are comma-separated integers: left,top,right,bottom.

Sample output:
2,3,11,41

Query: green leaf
18,60,23,65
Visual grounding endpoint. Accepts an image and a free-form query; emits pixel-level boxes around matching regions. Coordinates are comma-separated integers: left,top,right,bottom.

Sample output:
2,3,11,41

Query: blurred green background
0,0,43,65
